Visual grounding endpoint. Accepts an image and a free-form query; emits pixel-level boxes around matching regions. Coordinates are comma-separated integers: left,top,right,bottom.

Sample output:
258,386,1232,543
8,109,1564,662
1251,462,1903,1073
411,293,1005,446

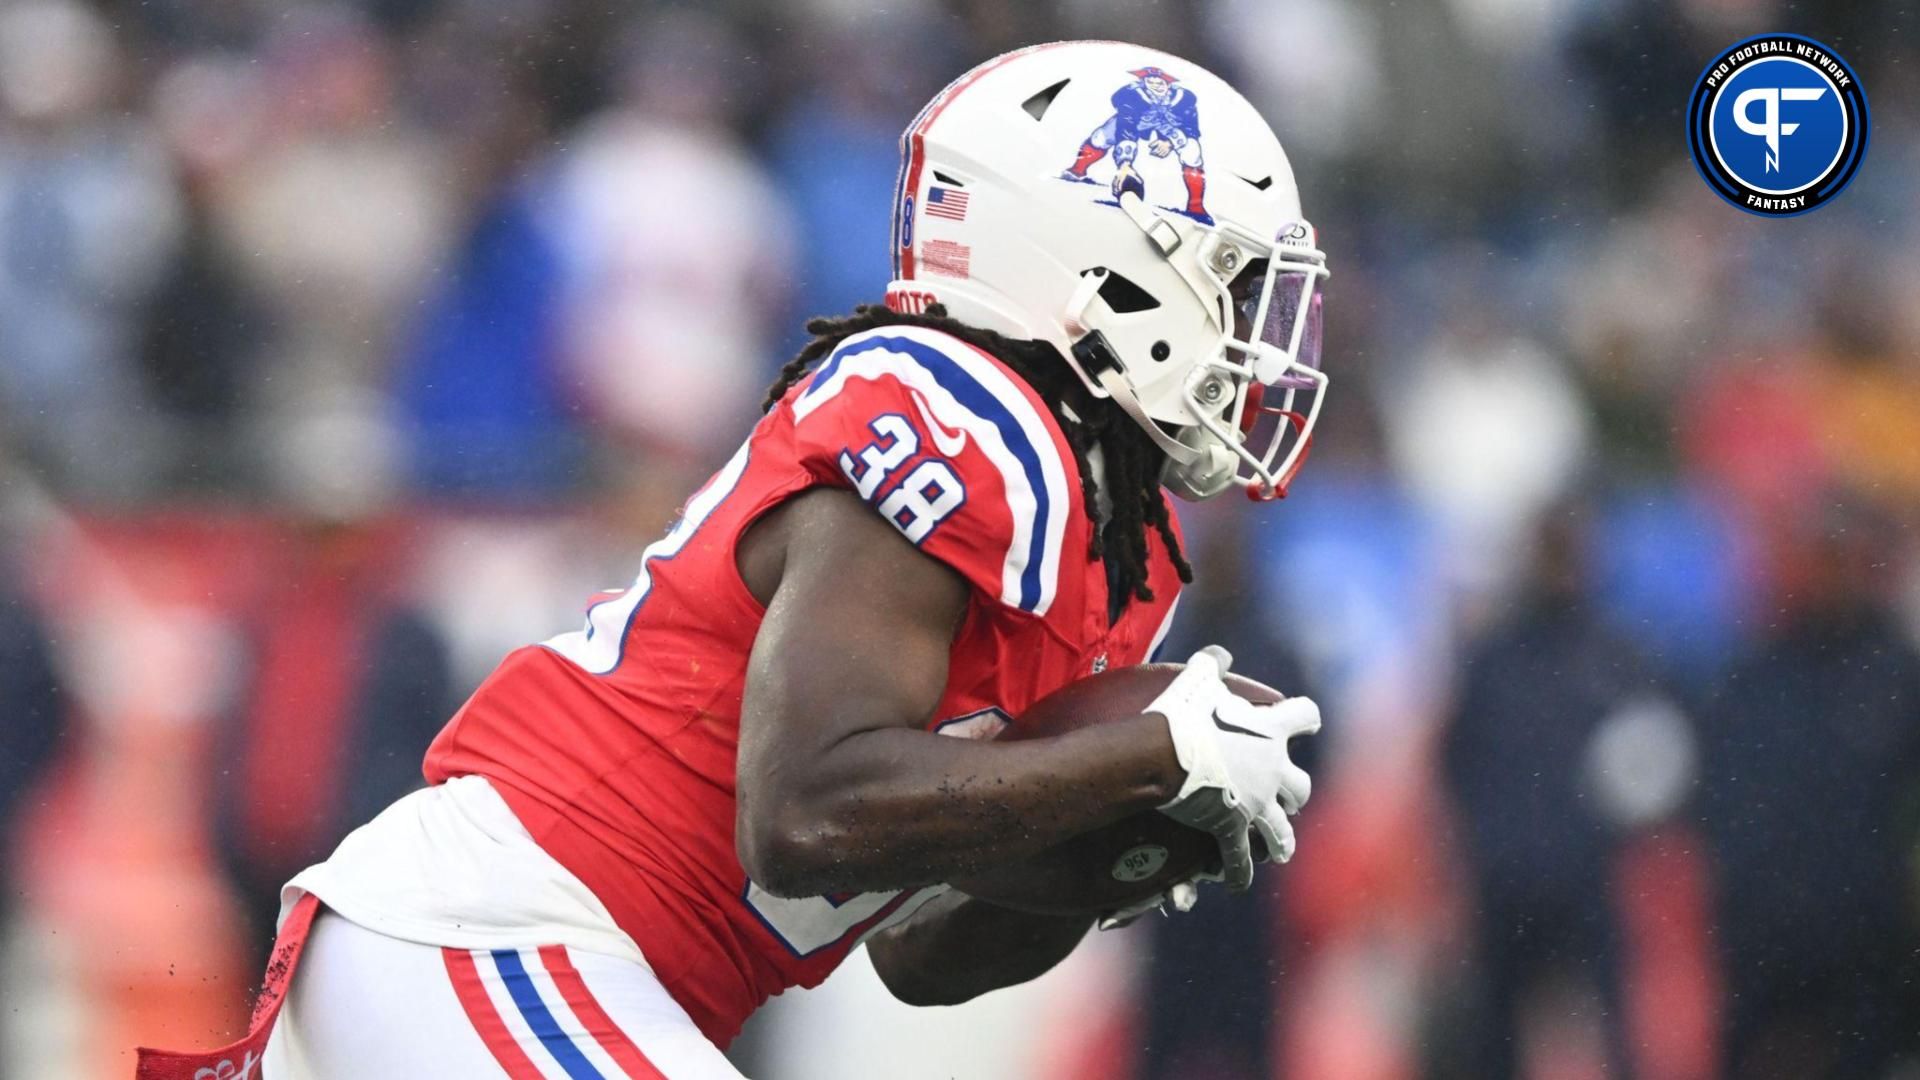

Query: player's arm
866,889,1089,1006
734,486,1187,899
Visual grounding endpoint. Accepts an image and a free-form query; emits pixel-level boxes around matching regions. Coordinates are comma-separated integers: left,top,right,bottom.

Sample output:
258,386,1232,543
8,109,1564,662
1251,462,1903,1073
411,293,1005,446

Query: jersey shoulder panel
783,325,1083,617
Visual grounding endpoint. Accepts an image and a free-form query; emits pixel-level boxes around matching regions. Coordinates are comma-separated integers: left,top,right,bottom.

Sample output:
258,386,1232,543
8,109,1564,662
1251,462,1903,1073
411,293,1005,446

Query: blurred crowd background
0,0,1916,1077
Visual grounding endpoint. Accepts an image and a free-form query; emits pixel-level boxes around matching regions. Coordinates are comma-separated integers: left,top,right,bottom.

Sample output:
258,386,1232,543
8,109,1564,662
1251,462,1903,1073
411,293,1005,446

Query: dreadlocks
763,304,1194,609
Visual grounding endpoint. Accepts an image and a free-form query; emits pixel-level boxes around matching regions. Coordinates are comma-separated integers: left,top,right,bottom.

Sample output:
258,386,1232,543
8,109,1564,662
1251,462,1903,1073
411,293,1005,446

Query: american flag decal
925,186,970,221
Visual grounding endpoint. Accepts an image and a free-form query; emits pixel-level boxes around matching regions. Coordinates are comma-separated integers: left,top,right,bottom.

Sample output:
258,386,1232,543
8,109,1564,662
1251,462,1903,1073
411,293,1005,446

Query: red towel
134,893,322,1080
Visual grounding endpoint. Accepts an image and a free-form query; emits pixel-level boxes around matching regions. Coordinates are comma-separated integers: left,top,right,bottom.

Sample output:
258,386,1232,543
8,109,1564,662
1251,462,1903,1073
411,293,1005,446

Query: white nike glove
1151,646,1320,892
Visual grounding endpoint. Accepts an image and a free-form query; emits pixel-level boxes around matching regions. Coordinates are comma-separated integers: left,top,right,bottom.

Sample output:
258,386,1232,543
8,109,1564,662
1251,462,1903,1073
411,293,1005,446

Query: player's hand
1149,646,1319,892
1148,136,1173,157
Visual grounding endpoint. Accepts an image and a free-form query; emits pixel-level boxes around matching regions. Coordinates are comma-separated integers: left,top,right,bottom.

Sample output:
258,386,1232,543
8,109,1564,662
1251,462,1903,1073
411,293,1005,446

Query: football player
260,40,1327,1078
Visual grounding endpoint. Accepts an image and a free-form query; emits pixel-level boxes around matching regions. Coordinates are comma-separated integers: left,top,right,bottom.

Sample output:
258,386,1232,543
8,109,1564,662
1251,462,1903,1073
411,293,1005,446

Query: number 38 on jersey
839,413,966,543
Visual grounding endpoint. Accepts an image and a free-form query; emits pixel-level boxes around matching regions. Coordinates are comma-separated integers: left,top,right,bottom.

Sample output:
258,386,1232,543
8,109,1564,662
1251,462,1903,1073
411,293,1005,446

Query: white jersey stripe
897,326,1071,615
1148,594,1182,661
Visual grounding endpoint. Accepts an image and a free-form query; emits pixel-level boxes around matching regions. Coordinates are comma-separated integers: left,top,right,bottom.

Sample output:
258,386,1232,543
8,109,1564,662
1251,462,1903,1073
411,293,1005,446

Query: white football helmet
885,40,1328,501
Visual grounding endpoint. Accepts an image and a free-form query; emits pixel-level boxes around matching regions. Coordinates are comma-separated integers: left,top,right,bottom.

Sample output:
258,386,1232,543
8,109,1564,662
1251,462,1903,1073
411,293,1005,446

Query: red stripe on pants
443,948,548,1080
538,946,669,1079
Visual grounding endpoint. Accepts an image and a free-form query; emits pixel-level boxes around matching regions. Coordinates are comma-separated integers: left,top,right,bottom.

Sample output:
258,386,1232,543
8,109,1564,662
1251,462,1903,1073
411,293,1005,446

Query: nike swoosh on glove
1151,646,1320,891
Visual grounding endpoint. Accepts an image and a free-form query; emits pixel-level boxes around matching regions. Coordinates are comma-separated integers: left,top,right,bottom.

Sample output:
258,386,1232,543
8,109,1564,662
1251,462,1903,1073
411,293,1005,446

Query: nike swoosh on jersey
909,388,969,457
1212,710,1272,740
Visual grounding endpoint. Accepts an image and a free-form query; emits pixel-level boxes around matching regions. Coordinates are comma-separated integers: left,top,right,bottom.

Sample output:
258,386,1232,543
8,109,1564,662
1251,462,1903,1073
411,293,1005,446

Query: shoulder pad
789,326,1078,616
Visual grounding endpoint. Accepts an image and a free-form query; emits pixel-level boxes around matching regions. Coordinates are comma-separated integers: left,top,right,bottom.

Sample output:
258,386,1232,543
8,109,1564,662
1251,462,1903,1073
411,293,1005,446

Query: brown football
947,662,1284,916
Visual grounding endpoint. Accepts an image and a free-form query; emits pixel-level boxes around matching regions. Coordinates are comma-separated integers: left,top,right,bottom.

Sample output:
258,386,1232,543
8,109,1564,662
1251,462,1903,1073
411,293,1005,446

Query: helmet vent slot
932,170,965,186
1021,79,1071,121
1237,173,1274,191
1090,269,1160,314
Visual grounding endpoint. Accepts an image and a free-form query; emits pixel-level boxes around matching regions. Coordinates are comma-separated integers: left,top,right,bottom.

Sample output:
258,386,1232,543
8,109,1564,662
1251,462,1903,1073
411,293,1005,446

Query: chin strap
1070,194,1246,500
1071,329,1241,501
1117,189,1184,256
1066,319,1197,465
1092,364,1199,464
1094,363,1237,501
1117,190,1239,338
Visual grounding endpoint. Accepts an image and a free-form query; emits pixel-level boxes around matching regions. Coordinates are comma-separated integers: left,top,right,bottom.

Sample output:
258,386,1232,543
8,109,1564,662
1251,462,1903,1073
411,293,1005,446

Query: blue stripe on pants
491,949,605,1079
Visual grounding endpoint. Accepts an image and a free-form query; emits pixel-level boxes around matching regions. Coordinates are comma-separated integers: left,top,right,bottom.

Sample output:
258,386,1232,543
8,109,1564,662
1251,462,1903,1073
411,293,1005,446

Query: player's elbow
882,955,990,1007
878,964,976,1008
736,805,845,898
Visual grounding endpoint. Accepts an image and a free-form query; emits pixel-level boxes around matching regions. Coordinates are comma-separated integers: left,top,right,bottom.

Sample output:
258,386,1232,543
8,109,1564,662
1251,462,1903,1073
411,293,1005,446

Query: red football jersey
424,325,1185,1046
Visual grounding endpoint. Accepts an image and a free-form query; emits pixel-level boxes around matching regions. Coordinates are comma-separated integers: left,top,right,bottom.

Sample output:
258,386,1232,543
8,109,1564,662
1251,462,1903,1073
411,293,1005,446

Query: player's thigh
264,910,500,1077
265,910,746,1079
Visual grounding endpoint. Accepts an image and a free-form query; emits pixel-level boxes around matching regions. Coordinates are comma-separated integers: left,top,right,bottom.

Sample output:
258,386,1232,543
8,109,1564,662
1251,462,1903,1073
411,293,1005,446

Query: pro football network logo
1686,34,1868,216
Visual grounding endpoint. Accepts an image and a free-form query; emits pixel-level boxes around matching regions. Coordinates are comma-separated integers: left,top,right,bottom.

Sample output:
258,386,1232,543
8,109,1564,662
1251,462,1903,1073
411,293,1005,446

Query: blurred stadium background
0,0,1915,1077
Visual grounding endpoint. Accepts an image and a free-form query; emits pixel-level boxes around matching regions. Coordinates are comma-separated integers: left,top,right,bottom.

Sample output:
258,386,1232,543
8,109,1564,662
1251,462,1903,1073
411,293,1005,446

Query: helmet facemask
1192,222,1328,501
1067,207,1329,502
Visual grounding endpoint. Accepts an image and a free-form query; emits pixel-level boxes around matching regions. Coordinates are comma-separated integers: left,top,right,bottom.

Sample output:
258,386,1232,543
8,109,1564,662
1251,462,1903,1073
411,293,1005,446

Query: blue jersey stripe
804,333,1057,611
490,949,605,1080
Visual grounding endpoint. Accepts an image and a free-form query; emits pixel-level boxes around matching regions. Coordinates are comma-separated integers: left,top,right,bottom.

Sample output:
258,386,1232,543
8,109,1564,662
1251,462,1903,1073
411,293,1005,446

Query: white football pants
262,910,747,1079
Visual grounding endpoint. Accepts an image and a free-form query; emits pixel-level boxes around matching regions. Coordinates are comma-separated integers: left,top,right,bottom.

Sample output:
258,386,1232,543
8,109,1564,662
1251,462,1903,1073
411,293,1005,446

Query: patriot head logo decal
1061,66,1211,224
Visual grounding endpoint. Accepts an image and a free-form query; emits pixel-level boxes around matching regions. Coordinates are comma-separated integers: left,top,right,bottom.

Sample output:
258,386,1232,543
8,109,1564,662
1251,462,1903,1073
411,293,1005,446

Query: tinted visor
1241,269,1324,389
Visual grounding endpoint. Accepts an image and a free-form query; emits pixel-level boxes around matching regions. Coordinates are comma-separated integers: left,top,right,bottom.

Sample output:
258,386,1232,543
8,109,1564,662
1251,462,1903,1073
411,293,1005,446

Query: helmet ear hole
1151,341,1171,362
1090,269,1161,314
